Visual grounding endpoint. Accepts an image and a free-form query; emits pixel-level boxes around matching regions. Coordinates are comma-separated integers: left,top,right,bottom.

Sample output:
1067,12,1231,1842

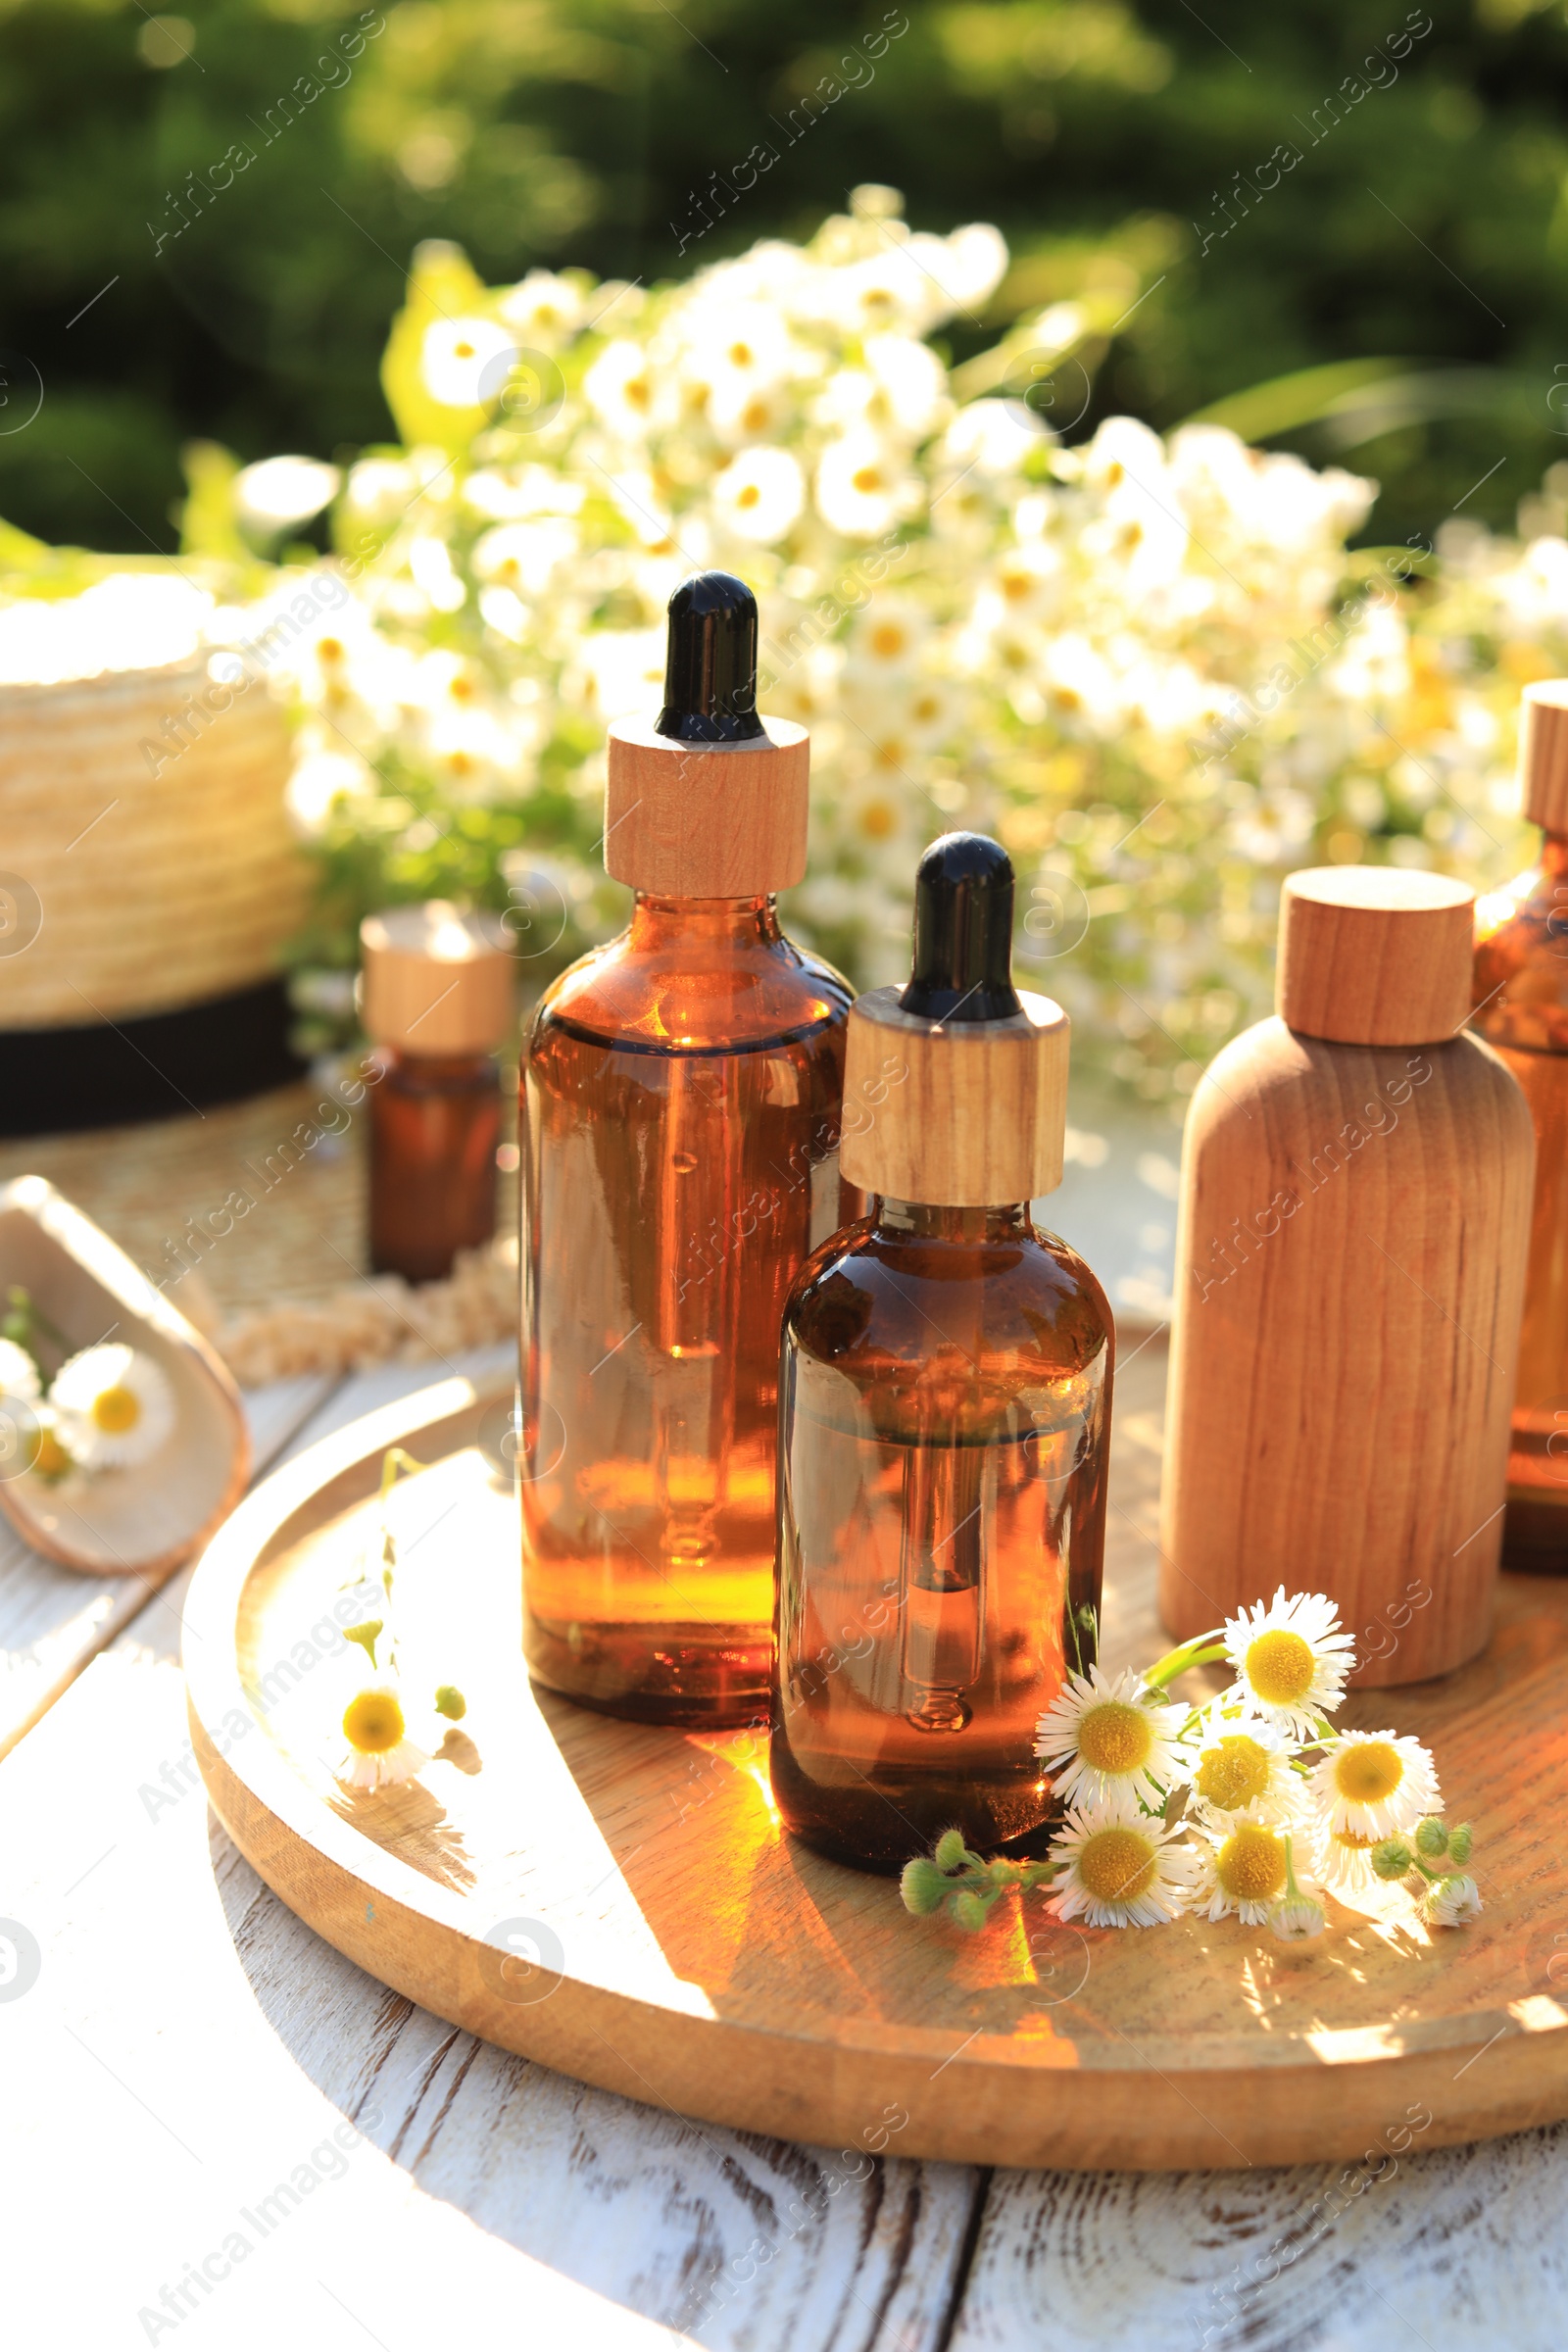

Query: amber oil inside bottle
368,1047,502,1284
522,890,852,1724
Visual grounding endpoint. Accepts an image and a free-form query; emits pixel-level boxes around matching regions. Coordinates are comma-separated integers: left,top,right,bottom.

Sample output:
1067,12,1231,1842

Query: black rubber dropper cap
656,571,768,744
899,833,1023,1023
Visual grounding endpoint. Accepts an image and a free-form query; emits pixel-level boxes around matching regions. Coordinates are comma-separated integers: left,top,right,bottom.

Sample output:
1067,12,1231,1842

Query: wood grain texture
0,1174,251,1577
1161,1020,1534,1685
604,717,808,897
185,1348,1568,2173
360,906,514,1057
1277,866,1474,1046
840,989,1070,1206
1520,678,1568,833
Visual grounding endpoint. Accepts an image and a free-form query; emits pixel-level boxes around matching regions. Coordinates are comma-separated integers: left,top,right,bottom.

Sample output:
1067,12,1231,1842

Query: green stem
1144,1637,1228,1690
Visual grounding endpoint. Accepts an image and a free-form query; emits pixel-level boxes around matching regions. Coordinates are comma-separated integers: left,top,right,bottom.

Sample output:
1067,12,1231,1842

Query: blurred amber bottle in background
1474,680,1568,1566
361,904,514,1284
521,572,852,1726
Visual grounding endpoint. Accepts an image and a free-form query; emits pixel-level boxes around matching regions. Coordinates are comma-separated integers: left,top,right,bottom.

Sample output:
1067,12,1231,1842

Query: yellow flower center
852,465,883,495
1333,1740,1403,1804
1001,569,1032,603
30,1427,72,1478
625,376,651,411
858,801,898,840
742,398,770,432
870,623,906,658
1075,1699,1153,1777
1246,1628,1316,1706
454,339,474,361
343,1689,406,1755
728,341,753,368
736,483,761,510
92,1385,140,1435
1195,1735,1271,1812
1215,1822,1287,1903
1075,1826,1157,1905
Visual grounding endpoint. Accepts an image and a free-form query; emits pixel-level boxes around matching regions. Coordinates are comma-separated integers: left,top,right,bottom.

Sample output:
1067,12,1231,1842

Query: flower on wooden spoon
51,1343,174,1470
337,1683,430,1791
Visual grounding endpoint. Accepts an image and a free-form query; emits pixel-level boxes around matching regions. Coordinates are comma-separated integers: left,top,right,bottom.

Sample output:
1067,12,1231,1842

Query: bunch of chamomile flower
902,1590,1481,1943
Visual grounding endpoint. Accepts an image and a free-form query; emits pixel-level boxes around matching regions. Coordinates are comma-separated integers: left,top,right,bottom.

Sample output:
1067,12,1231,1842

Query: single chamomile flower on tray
1421,1874,1483,1930
337,1682,431,1792
1189,1815,1308,1926
1045,1796,1200,1930
1222,1588,1355,1740
1181,1706,1304,1832
1308,1730,1441,1843
50,1342,175,1471
1033,1664,1188,1810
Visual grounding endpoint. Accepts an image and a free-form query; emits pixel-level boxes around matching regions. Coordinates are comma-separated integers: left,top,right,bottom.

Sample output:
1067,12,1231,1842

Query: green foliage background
4,0,1568,557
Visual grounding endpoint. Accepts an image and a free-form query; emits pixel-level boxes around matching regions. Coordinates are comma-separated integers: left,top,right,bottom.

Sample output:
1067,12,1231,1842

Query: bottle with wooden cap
1161,866,1534,1686
521,570,853,1726
360,903,514,1284
769,835,1113,1871
1473,681,1568,1565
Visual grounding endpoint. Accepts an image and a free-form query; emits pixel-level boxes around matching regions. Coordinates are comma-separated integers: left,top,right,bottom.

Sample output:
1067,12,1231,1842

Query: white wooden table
4,1339,1566,2350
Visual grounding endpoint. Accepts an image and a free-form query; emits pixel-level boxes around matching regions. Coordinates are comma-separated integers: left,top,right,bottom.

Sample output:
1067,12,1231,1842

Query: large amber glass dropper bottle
770,835,1114,1870
521,571,853,1724
1474,679,1568,1566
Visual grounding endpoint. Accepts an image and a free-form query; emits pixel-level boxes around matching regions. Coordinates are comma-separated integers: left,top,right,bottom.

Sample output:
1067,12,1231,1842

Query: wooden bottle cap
1276,866,1474,1046
360,903,514,1055
605,719,808,897
604,569,809,897
839,833,1070,1205
840,988,1069,1204
1519,680,1568,832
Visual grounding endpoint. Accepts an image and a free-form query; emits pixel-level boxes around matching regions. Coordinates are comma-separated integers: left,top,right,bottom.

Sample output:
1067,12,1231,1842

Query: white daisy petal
50,1343,175,1470
0,1338,41,1401
1307,1730,1441,1843
1045,1794,1199,1930
1222,1587,1356,1739
1033,1664,1188,1810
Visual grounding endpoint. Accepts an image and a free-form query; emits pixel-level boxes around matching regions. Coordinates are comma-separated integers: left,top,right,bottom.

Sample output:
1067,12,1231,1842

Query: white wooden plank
1,1642,980,2350
949,2139,1568,2351
0,1373,337,1761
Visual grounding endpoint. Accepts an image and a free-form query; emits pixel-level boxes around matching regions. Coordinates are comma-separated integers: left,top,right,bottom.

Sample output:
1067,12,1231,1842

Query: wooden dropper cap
1518,680,1568,832
1275,866,1474,1047
360,903,514,1055
604,571,808,897
840,834,1070,1205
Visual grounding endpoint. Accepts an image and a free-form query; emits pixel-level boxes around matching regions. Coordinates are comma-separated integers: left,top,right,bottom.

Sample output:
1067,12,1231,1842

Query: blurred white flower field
9,184,1568,1104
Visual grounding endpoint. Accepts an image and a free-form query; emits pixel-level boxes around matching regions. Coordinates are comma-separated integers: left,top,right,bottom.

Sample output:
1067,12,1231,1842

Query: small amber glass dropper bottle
1474,679,1568,1566
770,834,1114,1872
360,904,514,1284
522,571,853,1725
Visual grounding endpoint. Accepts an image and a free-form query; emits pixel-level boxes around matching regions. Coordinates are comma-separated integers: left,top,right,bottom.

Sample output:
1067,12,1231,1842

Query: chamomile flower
1269,1895,1327,1943
1046,1797,1199,1930
816,431,916,540
1189,1816,1303,1925
1034,1664,1188,1810
1223,1589,1355,1738
24,1407,76,1484
421,317,516,411
50,1344,174,1470
711,447,804,546
0,1339,40,1400
1308,1731,1441,1842
1183,1712,1302,1831
1312,1824,1395,1905
1421,1874,1483,1930
337,1683,430,1792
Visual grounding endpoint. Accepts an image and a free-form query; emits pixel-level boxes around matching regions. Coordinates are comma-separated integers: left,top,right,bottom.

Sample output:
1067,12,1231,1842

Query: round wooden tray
184,1370,1568,2172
